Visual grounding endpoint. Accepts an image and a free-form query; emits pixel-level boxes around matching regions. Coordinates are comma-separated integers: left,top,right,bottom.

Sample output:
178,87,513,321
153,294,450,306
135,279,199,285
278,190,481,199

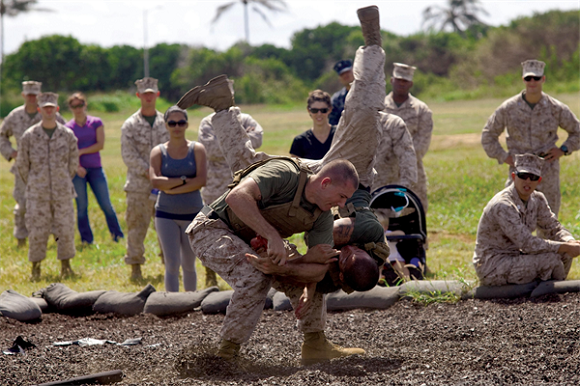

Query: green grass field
1,93,579,296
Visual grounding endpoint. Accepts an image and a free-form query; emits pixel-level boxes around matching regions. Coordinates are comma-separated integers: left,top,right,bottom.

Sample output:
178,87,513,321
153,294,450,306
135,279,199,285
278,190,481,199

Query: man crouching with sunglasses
473,153,580,286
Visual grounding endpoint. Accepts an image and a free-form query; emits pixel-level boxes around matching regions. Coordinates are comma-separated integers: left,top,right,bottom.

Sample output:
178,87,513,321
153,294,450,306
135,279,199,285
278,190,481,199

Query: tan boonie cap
22,81,42,95
515,153,543,177
393,63,416,82
135,77,159,94
37,92,59,108
521,60,545,77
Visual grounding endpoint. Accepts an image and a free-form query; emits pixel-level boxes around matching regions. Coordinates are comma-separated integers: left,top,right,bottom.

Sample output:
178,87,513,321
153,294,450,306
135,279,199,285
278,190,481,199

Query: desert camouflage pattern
198,112,263,204
384,92,433,211
120,109,169,193
124,192,156,265
522,60,545,77
392,62,416,82
22,81,42,95
26,198,75,262
474,184,575,286
481,92,580,215
135,77,159,94
187,212,326,344
372,111,418,190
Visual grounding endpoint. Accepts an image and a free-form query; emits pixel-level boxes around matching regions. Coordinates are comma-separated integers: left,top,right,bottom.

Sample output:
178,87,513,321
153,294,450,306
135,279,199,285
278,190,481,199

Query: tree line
1,9,578,115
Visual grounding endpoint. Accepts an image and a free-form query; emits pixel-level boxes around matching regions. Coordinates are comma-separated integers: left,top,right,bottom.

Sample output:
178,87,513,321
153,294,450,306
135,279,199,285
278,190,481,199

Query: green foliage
106,45,143,90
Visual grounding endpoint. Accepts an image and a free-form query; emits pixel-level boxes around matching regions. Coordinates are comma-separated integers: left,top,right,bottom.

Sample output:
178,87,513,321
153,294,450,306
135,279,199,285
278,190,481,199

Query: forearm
164,176,206,194
79,142,103,156
277,261,329,283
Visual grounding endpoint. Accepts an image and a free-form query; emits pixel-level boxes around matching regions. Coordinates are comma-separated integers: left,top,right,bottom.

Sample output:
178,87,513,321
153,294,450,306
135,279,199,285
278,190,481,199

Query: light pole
143,5,162,78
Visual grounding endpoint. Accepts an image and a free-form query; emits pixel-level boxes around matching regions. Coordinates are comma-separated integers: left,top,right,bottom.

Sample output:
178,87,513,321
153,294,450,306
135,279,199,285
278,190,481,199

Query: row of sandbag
2,279,580,323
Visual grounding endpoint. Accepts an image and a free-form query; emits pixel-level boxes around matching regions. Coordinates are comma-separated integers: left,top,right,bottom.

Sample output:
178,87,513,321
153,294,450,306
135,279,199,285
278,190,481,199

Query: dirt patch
2,292,580,385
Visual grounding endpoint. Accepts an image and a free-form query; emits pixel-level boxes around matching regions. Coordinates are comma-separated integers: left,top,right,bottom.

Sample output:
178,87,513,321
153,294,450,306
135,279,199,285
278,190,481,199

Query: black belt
201,206,221,220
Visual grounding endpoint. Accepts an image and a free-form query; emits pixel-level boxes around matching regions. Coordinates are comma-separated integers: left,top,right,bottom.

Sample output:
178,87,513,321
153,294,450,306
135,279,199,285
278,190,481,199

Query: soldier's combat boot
30,262,41,281
357,5,381,47
131,264,143,281
205,267,218,288
216,339,240,360
17,238,27,248
176,75,234,112
60,259,75,278
301,331,365,366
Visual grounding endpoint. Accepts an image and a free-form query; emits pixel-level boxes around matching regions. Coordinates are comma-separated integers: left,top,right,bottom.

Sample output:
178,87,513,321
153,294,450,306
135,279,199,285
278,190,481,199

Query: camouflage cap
333,59,353,75
135,77,159,94
521,60,545,77
514,153,543,177
37,92,59,108
393,63,416,82
22,81,42,95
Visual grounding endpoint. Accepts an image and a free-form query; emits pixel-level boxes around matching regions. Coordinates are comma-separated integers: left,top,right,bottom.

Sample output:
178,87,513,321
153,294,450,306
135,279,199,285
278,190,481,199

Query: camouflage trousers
124,191,156,265
475,251,572,286
187,212,326,345
25,199,75,262
211,45,386,188
12,171,28,239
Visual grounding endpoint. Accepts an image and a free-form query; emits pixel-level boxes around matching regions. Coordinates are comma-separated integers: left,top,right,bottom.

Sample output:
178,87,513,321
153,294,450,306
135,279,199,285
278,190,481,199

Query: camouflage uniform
474,184,575,286
481,92,580,216
384,92,433,212
372,111,418,191
120,109,169,265
16,122,79,262
0,106,65,239
198,112,263,205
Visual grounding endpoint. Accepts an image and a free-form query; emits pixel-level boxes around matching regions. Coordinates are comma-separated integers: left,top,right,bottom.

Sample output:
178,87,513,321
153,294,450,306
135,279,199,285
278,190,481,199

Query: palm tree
422,0,488,37
211,0,288,44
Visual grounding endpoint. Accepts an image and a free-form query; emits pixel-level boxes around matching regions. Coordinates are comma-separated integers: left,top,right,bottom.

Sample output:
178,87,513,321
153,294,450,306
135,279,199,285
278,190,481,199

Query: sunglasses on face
309,108,329,114
70,103,85,109
516,172,540,181
167,120,187,127
524,76,542,82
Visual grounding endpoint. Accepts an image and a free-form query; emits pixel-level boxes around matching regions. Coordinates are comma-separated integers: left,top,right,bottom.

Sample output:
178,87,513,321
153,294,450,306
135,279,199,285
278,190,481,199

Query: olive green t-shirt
210,159,334,247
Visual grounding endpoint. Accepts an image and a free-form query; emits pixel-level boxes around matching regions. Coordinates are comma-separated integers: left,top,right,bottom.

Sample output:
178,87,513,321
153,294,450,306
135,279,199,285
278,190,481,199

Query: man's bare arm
246,253,329,284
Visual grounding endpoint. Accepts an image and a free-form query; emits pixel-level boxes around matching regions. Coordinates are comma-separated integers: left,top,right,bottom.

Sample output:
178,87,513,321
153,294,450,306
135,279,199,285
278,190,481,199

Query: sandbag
144,287,219,316
29,297,50,313
93,284,156,316
0,290,42,322
399,280,468,298
466,282,538,299
40,283,106,315
264,288,276,309
272,291,292,311
530,280,580,298
200,290,233,314
326,286,400,311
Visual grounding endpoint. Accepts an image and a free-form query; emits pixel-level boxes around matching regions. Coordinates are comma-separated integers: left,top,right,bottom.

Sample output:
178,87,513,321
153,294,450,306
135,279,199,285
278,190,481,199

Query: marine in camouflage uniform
384,63,433,212
0,81,65,244
481,59,580,217
473,154,580,286
16,93,78,278
371,111,418,191
120,78,169,277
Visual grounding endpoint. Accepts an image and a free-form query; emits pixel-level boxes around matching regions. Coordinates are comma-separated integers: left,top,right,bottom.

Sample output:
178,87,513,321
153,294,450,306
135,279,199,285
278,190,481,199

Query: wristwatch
180,175,187,185
560,145,569,156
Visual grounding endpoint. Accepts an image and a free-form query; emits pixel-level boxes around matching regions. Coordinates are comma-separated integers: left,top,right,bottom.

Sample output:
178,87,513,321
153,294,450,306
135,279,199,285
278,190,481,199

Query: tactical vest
225,157,323,243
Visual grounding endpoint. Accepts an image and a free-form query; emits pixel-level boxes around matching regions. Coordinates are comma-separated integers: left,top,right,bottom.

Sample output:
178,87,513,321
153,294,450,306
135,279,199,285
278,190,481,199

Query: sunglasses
167,120,187,127
309,108,329,114
524,76,542,82
516,172,540,181
70,103,85,109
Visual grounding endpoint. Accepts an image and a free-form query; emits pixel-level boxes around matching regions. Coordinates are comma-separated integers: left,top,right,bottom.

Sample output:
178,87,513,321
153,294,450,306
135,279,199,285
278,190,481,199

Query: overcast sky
4,0,579,55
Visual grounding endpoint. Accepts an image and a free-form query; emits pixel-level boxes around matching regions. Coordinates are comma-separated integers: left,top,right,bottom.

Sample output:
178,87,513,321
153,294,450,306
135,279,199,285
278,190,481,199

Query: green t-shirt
43,127,56,139
210,159,334,247
27,111,38,119
522,92,537,110
143,114,156,127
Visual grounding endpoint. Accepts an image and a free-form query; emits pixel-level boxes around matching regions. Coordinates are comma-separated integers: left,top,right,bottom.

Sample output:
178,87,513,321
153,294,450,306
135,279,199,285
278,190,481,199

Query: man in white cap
120,77,169,280
481,59,580,217
473,153,580,286
0,81,65,247
16,92,79,280
383,63,433,212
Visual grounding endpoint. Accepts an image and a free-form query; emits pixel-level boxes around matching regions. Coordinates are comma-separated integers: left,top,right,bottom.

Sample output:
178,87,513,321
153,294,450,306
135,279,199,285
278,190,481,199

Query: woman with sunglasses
289,90,336,159
66,92,124,245
149,106,206,292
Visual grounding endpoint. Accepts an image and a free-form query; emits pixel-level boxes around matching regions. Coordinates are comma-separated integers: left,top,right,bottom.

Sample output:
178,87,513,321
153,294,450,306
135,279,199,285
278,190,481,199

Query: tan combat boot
60,259,75,278
205,267,218,288
357,5,382,47
216,339,240,360
176,75,235,112
301,331,365,366
30,262,41,281
131,264,143,281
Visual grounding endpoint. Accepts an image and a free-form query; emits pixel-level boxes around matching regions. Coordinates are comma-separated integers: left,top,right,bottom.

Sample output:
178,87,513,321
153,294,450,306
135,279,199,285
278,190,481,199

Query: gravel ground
2,292,580,386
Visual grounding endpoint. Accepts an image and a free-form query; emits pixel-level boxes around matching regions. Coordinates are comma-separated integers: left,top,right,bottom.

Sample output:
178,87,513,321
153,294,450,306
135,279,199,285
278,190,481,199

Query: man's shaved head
317,159,359,189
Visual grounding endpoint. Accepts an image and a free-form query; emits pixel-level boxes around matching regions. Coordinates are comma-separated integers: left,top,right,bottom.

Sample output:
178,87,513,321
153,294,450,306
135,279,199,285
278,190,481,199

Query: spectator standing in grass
0,81,65,248
290,90,336,160
149,106,207,292
66,92,124,245
16,93,78,280
328,59,353,126
198,110,263,287
121,77,169,281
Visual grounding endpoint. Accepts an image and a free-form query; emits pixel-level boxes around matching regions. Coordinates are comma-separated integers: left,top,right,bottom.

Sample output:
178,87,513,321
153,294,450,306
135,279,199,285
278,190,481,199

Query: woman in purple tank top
66,93,124,245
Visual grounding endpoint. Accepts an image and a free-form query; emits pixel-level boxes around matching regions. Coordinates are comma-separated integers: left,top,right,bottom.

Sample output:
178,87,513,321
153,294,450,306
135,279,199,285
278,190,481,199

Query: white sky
4,0,579,55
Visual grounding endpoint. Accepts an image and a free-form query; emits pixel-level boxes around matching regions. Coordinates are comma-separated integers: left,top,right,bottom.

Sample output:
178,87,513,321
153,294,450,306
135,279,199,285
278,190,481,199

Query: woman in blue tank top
149,106,207,291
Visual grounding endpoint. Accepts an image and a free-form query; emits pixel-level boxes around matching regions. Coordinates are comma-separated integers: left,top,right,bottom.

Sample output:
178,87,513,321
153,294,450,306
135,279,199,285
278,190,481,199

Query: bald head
339,245,379,292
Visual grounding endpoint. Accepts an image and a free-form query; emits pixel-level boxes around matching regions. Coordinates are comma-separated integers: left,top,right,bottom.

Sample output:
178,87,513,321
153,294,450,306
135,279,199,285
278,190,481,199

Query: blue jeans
73,167,124,244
